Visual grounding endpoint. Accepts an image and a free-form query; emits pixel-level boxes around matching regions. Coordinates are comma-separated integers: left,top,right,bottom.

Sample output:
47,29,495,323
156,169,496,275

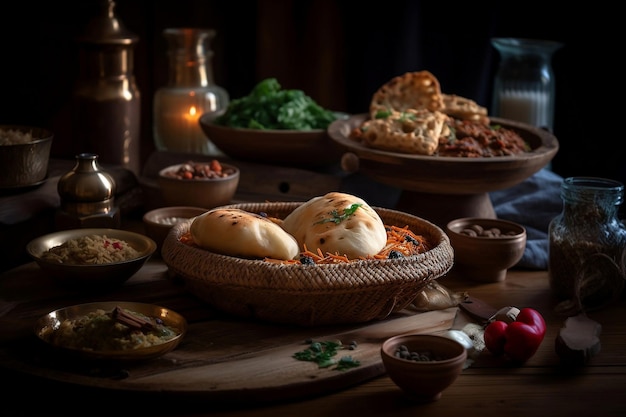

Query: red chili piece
484,307,546,363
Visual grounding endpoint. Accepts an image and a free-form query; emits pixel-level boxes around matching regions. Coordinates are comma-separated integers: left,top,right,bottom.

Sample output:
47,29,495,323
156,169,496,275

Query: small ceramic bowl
446,217,527,282
143,206,207,251
381,334,467,402
157,160,240,209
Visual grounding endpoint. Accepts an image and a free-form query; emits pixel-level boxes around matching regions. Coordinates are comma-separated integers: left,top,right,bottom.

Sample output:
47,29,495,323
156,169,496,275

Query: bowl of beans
157,160,240,209
381,333,467,403
445,217,527,282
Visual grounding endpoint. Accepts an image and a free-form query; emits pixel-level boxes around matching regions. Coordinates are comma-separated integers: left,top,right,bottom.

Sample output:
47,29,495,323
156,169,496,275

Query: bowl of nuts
446,217,527,282
157,160,240,209
381,333,467,402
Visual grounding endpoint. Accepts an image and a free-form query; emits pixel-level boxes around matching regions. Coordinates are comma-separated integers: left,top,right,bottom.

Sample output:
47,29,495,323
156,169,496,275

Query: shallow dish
446,217,527,282
0,125,53,189
199,110,346,167
161,201,454,326
34,301,187,361
157,161,240,209
26,228,156,290
381,334,467,402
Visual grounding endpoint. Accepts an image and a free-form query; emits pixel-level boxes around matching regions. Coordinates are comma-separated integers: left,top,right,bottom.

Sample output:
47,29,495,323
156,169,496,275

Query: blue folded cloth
489,168,564,270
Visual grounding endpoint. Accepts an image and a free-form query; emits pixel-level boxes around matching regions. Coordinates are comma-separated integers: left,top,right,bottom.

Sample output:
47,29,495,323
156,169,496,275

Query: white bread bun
281,192,387,259
190,208,299,260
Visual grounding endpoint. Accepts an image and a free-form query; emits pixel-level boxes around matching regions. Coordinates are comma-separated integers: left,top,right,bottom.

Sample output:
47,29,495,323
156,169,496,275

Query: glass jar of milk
491,38,563,132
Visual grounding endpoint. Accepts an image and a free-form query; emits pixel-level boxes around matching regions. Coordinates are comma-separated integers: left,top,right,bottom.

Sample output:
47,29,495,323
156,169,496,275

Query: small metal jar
548,177,626,311
55,153,121,229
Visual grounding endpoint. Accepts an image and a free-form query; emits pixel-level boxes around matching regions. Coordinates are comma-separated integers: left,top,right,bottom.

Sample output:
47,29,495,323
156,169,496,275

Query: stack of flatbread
351,71,490,155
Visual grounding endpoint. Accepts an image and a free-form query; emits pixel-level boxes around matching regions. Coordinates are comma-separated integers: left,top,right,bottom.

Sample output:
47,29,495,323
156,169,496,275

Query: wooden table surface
1,256,624,417
1,157,624,416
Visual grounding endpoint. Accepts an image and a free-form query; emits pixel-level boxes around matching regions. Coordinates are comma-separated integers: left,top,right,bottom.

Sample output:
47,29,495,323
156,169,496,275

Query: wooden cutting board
0,261,457,404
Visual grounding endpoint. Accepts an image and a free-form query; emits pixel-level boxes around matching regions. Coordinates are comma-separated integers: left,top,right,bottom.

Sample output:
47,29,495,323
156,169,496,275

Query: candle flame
188,106,197,117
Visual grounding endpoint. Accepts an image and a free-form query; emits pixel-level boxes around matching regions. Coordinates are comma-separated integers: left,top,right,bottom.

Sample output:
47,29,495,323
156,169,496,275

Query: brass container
56,153,121,229
72,0,141,174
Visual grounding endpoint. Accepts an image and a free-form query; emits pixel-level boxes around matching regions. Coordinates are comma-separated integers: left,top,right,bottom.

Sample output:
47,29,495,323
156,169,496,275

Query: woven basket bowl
161,202,454,326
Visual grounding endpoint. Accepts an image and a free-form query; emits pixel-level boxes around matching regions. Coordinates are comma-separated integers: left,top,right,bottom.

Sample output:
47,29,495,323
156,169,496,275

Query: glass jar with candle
548,177,626,311
153,28,229,155
491,38,562,132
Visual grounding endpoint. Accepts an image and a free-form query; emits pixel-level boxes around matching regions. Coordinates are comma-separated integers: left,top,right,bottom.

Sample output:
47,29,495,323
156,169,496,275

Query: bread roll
190,208,300,260
281,192,387,259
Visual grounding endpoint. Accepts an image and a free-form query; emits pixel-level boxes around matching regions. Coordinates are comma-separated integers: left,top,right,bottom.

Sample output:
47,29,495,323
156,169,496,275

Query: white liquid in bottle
498,90,550,130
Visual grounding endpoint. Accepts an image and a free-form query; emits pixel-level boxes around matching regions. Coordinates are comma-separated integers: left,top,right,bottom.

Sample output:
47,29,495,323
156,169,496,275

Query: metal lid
77,0,138,45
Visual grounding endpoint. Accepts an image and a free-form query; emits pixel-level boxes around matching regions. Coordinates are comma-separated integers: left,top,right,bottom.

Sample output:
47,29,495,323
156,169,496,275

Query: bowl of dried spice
381,334,467,403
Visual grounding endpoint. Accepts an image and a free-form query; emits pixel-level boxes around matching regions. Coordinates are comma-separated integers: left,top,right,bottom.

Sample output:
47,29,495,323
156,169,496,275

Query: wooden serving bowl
328,114,559,226
199,110,345,168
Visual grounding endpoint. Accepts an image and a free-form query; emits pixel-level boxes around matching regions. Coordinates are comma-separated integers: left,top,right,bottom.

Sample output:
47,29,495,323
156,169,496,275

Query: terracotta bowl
381,334,467,402
199,110,345,167
143,206,208,252
157,161,240,209
446,217,527,282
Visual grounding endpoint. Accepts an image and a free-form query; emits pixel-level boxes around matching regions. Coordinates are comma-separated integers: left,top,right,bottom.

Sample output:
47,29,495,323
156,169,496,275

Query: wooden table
1,255,624,417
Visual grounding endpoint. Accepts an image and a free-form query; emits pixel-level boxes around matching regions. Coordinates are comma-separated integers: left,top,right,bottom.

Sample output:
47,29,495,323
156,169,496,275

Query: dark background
0,0,620,184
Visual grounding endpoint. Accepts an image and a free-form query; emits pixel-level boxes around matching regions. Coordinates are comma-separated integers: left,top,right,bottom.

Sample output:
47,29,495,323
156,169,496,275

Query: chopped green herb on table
293,340,361,371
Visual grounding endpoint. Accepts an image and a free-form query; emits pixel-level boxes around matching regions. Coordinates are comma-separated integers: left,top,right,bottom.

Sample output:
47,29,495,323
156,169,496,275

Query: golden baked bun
281,192,387,259
190,208,299,260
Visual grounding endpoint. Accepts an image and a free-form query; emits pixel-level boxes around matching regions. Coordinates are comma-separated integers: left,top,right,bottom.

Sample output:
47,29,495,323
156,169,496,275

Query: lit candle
153,89,220,154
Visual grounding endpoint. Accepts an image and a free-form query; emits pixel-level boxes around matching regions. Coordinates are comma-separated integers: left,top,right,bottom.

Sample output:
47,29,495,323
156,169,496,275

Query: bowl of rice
0,125,53,190
26,228,157,290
